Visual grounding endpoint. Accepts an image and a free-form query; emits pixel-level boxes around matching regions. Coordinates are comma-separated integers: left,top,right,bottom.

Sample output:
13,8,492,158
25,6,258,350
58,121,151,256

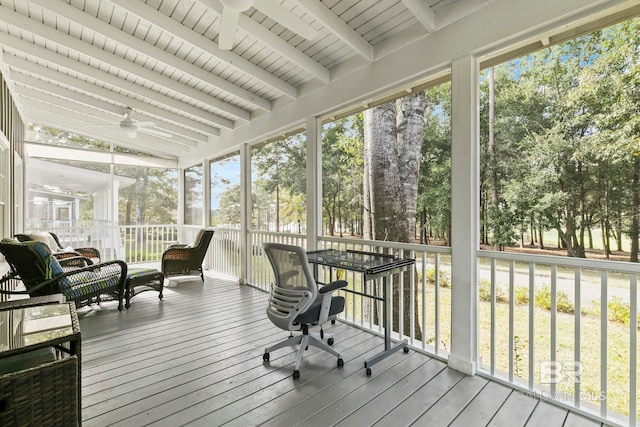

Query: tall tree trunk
363,93,426,340
488,68,500,250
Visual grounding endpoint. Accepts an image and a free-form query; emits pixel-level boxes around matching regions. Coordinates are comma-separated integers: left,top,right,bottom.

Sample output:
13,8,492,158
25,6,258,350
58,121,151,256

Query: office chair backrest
263,243,317,331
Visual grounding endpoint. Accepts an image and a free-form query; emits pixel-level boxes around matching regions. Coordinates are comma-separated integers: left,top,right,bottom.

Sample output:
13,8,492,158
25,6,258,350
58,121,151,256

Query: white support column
203,159,211,228
306,116,322,251
239,143,250,285
448,54,480,375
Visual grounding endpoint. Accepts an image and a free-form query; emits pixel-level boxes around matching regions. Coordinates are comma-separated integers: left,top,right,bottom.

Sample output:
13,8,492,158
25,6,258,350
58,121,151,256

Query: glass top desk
0,302,82,425
306,249,415,375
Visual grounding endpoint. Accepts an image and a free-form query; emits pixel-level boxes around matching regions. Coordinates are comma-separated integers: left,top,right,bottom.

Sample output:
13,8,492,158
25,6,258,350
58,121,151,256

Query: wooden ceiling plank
298,0,374,62
106,0,296,101
31,0,274,112
194,0,330,83
0,4,244,124
0,33,223,134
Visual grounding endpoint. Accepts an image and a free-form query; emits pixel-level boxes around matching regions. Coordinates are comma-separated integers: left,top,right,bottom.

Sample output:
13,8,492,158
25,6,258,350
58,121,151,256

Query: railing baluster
490,258,496,376
551,264,557,397
574,268,581,408
601,270,607,418
509,260,515,383
630,273,637,427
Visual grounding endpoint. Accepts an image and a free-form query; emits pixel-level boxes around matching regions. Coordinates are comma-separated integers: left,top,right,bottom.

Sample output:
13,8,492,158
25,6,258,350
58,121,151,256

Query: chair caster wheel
337,358,344,368
293,370,300,379
327,338,334,346
366,368,372,376
263,352,270,362
331,319,336,324
403,346,409,353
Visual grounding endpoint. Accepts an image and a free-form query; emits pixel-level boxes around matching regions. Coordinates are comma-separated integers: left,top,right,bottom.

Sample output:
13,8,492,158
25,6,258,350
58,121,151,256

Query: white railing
478,250,639,426
208,227,242,278
26,224,178,263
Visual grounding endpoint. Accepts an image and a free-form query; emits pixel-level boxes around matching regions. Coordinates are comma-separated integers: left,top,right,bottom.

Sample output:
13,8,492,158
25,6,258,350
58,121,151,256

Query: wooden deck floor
77,272,607,427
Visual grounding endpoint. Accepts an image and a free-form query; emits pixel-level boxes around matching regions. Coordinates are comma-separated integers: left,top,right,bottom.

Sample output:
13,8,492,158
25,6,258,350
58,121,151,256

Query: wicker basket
0,355,78,426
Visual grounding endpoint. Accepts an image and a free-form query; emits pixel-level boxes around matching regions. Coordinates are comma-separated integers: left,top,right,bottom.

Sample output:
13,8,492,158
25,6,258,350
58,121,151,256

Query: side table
0,302,81,426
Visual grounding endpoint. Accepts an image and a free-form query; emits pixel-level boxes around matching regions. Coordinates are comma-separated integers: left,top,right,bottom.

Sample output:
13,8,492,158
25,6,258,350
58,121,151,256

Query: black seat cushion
294,295,345,325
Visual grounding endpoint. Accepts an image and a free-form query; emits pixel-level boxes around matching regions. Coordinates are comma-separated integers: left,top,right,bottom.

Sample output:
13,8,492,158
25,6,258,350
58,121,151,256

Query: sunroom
0,0,639,425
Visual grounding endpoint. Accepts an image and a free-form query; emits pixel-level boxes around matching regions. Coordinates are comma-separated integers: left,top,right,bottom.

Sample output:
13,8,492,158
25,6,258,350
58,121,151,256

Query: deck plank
76,271,611,427
450,380,513,426
487,390,539,427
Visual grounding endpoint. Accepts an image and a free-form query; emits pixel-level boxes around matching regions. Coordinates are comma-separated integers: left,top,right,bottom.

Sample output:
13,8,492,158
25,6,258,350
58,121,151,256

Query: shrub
478,279,508,303
514,286,529,305
424,267,451,288
534,285,574,314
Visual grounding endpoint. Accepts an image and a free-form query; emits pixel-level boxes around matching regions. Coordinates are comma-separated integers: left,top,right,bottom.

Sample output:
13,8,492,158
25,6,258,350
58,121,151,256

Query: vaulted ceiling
0,0,637,166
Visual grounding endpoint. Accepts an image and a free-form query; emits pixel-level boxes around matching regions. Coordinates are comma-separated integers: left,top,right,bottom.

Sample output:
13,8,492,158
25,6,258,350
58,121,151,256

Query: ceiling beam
0,34,225,134
195,0,330,83
0,4,246,124
105,0,297,100
30,0,273,112
297,0,374,62
401,0,435,32
21,101,184,158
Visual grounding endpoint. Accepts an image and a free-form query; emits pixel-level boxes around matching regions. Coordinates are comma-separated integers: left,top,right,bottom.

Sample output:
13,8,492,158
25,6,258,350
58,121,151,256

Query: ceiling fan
218,0,317,50
119,107,172,139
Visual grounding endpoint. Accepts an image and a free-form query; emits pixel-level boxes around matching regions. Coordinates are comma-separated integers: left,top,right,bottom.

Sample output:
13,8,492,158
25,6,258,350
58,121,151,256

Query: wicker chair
0,238,127,310
15,232,101,264
161,229,214,281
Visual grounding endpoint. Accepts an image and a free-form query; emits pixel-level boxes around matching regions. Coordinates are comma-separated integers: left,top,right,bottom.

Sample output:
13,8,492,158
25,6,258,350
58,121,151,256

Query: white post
239,143,250,285
448,54,479,375
306,116,321,251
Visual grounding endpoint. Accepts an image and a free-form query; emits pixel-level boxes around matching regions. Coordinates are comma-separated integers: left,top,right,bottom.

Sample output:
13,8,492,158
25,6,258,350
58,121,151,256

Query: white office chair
262,243,347,379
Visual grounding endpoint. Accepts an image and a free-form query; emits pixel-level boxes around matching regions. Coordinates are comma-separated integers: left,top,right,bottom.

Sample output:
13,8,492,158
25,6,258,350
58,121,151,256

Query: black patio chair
0,238,127,310
161,229,214,281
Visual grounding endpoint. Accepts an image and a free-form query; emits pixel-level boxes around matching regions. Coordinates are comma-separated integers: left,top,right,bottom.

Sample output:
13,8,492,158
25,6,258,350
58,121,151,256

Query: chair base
263,329,343,379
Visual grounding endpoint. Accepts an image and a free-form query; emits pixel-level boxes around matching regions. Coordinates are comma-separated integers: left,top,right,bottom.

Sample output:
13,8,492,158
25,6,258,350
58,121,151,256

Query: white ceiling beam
0,34,225,134
297,0,374,62
14,84,200,149
6,62,206,145
401,0,435,32
195,0,330,83
0,5,246,124
30,0,273,112
105,0,297,101
22,101,184,158
25,142,178,169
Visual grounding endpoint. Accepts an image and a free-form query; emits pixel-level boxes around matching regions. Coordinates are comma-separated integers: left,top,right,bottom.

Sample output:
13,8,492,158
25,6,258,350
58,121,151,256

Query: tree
364,91,426,339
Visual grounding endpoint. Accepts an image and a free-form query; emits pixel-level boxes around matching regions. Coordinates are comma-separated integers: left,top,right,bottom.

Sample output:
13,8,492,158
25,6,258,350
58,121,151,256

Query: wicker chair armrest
74,247,101,260
58,256,93,268
0,271,30,295
162,246,195,260
166,243,189,250
53,251,83,260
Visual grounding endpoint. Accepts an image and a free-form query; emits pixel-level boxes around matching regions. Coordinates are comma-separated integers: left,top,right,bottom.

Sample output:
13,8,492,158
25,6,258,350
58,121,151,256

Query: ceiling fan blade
254,0,317,40
219,6,241,50
134,121,157,128
138,127,173,138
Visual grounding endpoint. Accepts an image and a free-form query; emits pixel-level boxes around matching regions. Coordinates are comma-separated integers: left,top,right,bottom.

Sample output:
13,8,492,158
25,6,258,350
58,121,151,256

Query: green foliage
534,285,574,314
514,286,529,305
478,279,508,303
424,267,451,288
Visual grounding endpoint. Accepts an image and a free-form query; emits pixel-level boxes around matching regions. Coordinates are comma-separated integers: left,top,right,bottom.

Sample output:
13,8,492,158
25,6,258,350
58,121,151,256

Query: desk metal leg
363,275,409,375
